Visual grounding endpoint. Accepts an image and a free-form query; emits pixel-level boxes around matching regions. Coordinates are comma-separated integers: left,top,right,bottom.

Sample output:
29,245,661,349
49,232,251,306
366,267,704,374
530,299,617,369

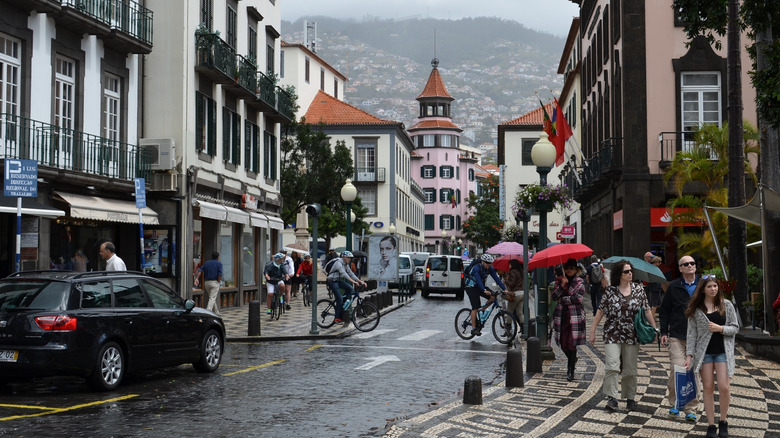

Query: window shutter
207,98,217,155
270,134,277,179
420,166,425,178
244,121,251,170
456,189,461,203
233,114,241,165
425,215,434,230
222,110,230,161
253,126,260,173
439,166,444,177
195,92,205,153
456,167,460,179
439,215,444,230
456,215,461,230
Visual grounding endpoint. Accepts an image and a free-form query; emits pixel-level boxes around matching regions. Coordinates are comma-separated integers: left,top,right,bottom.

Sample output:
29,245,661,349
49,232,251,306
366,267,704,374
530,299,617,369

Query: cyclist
326,251,367,325
296,254,314,293
465,254,508,336
264,253,289,314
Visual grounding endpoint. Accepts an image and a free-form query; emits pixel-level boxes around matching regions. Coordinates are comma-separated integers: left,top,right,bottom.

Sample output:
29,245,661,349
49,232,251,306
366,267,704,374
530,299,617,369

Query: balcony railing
257,70,276,107
658,131,717,164
0,113,151,181
276,88,295,121
355,167,386,183
195,32,238,83
62,0,153,45
409,179,424,198
571,137,622,202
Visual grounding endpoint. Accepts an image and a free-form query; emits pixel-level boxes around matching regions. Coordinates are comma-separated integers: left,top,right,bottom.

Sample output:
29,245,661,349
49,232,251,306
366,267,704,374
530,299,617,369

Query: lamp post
341,179,357,252
388,223,396,234
531,132,556,360
441,230,447,254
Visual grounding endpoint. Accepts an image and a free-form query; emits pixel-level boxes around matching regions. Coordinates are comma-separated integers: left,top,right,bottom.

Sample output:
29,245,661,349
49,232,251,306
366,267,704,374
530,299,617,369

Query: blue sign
4,159,37,198
134,178,146,209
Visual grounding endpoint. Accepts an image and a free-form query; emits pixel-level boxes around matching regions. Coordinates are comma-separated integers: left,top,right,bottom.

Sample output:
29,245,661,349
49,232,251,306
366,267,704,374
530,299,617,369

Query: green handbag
634,307,657,345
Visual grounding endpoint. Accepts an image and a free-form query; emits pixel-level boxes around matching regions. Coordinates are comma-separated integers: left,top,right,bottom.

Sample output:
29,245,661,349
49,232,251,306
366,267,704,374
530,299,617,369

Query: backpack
324,258,339,275
590,263,604,284
463,259,481,285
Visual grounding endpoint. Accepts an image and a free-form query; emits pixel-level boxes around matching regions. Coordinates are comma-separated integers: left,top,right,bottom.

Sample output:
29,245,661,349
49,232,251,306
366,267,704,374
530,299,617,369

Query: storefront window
242,230,255,285
143,226,175,277
220,223,235,287
193,219,202,286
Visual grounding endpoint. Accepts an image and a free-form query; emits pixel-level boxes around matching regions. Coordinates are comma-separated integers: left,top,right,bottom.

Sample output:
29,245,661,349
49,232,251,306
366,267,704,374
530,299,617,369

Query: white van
422,255,465,299
401,252,433,288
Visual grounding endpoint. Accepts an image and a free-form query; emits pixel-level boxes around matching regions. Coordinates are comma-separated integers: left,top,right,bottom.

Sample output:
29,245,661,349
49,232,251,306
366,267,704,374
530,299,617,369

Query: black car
0,271,225,391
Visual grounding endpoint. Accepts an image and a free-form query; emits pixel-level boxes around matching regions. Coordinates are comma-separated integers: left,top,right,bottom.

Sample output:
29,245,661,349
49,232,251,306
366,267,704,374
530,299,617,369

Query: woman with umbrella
551,258,586,381
588,259,657,412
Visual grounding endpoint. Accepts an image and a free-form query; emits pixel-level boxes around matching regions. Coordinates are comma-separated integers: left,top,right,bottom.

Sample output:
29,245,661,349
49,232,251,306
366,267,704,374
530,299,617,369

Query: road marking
324,344,507,355
352,328,396,339
305,344,323,352
397,330,441,341
0,394,139,421
0,403,56,410
222,359,286,376
355,355,400,370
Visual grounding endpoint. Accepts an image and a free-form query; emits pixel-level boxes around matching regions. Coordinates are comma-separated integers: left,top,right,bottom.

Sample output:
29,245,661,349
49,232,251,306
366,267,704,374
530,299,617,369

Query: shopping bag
674,365,697,410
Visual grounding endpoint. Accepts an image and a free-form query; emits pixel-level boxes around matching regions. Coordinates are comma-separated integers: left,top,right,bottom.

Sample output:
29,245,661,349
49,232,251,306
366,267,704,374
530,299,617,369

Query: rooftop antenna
432,28,438,68
304,20,317,53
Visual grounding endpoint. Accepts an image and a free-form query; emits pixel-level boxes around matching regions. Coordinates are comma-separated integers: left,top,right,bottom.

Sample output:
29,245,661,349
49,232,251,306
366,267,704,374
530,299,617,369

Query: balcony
195,32,238,85
409,179,424,199
0,113,152,182
572,137,623,203
354,167,386,183
60,0,153,53
658,131,718,167
6,0,61,13
223,54,259,100
250,70,294,123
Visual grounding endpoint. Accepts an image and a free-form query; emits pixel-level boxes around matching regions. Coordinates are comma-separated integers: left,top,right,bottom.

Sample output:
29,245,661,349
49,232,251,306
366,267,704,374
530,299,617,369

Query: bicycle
268,278,285,320
455,288,517,344
316,285,379,332
300,276,312,307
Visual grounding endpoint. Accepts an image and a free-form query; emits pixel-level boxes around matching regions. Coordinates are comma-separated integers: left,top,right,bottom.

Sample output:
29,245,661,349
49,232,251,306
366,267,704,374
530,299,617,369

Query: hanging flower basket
512,183,573,215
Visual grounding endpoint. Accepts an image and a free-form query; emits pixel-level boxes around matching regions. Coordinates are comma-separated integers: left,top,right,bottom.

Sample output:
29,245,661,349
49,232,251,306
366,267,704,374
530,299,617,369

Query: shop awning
250,212,268,228
224,206,250,225
709,185,780,225
54,191,159,225
0,197,66,218
266,215,284,230
194,200,227,221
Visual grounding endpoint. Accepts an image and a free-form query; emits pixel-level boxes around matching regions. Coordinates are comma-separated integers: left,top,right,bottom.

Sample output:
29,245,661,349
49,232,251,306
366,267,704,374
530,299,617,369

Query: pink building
409,59,479,254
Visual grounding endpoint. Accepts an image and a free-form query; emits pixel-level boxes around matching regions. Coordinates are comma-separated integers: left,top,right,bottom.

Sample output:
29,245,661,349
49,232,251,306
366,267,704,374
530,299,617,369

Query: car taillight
35,316,77,331
426,268,430,279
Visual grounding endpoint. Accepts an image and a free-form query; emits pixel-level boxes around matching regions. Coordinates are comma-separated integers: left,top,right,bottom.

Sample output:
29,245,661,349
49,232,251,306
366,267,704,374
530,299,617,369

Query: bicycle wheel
269,292,278,320
352,301,380,332
273,293,282,320
454,308,476,340
315,299,337,328
492,310,518,344
302,283,311,307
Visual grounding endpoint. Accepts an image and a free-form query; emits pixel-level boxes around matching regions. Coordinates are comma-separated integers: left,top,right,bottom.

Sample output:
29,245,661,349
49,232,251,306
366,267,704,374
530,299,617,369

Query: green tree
462,174,503,250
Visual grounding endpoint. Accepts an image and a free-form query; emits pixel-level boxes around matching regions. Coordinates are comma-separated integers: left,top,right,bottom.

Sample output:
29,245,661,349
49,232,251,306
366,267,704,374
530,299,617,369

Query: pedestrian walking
588,260,657,412
503,259,524,334
195,251,223,316
683,276,738,438
552,258,586,381
72,249,89,272
659,255,701,421
99,241,126,271
586,255,605,315
644,252,664,320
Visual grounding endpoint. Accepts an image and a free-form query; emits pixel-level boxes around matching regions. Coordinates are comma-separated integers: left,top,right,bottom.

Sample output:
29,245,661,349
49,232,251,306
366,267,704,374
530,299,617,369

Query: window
440,188,454,203
423,134,435,147
81,281,111,308
141,279,184,308
266,43,275,75
102,73,121,172
220,223,235,287
280,50,284,78
245,120,260,173
456,167,460,180
263,130,277,179
441,134,451,147
421,165,435,179
222,107,241,165
334,78,339,99
226,4,237,48
0,34,20,118
196,91,217,155
468,168,474,181
200,0,213,30
320,68,325,91
440,166,453,179
241,231,255,286
355,139,376,181
681,72,721,153
440,215,453,230
424,214,434,230
304,57,310,83
248,24,257,60
54,55,76,157
358,188,376,215
522,138,537,165
423,188,435,203
113,279,148,308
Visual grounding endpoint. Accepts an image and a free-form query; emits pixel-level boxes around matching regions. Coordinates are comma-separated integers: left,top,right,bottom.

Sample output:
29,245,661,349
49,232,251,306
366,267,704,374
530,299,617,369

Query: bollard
463,375,483,405
526,336,542,373
248,300,260,336
528,321,537,338
506,348,524,388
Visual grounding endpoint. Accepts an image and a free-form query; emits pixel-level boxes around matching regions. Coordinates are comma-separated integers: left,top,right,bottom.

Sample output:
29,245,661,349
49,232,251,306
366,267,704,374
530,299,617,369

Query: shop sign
613,210,623,230
242,194,257,210
650,207,701,227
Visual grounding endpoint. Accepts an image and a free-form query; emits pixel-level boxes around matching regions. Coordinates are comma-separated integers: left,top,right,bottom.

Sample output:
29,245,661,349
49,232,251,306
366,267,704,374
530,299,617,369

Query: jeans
327,279,353,319
589,283,602,315
603,343,639,400
668,337,700,413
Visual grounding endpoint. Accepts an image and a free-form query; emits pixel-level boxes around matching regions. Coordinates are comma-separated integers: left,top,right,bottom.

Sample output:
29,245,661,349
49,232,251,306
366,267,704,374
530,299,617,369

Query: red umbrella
493,254,523,273
527,243,593,270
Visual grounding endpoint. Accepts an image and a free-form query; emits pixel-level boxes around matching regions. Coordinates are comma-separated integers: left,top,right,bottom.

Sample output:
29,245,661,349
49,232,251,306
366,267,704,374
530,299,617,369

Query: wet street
0,295,512,436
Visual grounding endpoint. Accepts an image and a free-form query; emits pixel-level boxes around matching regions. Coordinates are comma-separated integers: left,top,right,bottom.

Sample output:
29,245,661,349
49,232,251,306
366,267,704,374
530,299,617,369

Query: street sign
134,178,146,209
4,159,37,198
559,225,576,238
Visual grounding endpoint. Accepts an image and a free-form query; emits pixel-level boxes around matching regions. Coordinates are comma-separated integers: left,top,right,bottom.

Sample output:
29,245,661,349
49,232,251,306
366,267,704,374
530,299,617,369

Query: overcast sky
282,0,580,38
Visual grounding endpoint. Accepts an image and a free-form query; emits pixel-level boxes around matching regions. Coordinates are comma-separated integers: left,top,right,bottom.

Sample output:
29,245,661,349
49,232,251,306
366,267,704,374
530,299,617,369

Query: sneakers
706,424,718,438
266,308,272,314
471,328,482,336
685,412,697,422
668,408,680,417
718,420,728,437
334,318,343,325
605,396,619,412
285,304,291,310
626,399,637,411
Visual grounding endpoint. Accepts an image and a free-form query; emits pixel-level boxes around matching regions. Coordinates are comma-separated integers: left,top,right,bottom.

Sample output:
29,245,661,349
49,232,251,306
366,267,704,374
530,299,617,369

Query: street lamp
531,132,557,360
441,229,447,254
341,179,357,252
388,223,396,234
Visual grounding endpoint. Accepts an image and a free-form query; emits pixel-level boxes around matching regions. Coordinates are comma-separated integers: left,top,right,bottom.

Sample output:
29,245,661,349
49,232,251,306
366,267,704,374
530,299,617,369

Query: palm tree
663,121,760,265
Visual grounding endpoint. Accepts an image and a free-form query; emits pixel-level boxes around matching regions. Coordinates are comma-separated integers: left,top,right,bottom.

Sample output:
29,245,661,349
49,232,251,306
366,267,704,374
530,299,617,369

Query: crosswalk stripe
397,330,442,341
352,328,396,339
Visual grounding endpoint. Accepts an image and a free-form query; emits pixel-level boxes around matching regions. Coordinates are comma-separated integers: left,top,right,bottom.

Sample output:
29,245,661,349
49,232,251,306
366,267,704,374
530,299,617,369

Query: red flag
540,100,553,140
451,193,457,208
552,98,573,166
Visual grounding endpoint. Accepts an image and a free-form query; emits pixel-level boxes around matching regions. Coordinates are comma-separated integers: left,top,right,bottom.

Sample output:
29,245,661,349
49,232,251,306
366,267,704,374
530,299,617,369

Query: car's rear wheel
88,341,124,391
194,329,223,373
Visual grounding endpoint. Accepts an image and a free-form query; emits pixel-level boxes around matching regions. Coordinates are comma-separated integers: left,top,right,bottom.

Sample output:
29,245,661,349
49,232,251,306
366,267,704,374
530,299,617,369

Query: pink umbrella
486,241,524,255
527,243,593,270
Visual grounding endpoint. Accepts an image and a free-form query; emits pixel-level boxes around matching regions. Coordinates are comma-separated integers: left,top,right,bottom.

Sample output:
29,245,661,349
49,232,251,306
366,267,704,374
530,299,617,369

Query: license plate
432,281,445,286
0,350,18,362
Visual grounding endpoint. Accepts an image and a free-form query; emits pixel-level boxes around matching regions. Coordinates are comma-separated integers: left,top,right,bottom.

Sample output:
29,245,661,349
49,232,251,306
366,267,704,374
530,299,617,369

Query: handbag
634,307,657,345
674,365,698,410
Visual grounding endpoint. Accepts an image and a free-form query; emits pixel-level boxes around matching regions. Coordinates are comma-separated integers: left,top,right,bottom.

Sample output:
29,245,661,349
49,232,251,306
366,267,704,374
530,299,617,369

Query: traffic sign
134,178,146,209
4,159,37,198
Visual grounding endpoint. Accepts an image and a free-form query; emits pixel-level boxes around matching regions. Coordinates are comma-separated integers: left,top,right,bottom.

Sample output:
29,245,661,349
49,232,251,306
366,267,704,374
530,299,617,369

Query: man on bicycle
465,254,508,336
264,253,289,314
326,251,367,325
296,254,314,290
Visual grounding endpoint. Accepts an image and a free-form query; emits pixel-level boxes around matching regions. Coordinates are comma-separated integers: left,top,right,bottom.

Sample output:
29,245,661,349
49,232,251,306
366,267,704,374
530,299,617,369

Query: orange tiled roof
500,103,553,126
408,119,462,131
416,67,453,100
304,90,395,125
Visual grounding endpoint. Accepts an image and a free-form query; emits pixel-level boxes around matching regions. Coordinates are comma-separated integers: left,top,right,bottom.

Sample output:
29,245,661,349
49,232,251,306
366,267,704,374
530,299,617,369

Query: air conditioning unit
150,172,178,192
140,138,176,170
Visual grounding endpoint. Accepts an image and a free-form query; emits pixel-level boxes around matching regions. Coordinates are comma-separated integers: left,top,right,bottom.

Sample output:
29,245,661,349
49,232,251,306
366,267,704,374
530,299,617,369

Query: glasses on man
680,261,696,267
622,269,633,274
702,274,717,279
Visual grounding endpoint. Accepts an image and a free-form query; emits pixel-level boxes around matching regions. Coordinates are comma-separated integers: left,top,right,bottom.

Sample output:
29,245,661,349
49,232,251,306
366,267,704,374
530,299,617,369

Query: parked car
389,254,414,289
0,270,225,391
401,252,433,288
422,255,465,300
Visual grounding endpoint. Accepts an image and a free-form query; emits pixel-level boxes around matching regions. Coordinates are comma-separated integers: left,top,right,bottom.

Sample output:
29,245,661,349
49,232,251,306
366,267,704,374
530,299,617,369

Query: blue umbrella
601,256,666,283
